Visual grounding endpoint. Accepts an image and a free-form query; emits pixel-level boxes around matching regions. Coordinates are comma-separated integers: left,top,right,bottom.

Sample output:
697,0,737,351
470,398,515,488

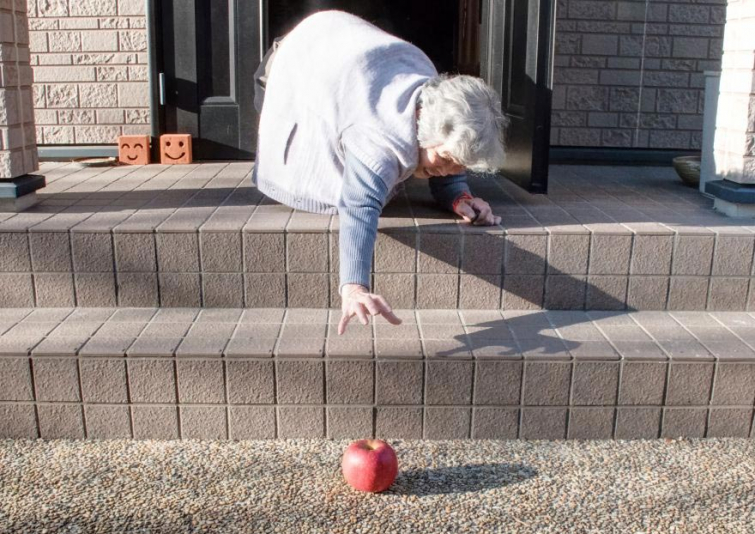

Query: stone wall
712,0,755,184
1,0,37,178
552,0,726,150
27,0,149,145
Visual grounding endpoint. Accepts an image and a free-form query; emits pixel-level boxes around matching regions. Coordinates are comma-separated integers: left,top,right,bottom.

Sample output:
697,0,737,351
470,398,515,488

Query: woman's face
413,146,465,179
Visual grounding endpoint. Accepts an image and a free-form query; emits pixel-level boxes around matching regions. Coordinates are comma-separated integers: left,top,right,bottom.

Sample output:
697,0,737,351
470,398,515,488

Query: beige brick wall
27,0,149,145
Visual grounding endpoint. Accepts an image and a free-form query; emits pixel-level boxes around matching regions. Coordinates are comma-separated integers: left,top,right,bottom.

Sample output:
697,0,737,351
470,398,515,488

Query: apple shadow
388,462,537,496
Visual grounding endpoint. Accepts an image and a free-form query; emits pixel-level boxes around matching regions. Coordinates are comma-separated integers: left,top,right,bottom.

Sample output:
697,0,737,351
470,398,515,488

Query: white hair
417,74,508,172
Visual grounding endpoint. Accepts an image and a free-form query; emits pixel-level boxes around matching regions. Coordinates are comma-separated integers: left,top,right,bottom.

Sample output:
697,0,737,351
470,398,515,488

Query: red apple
341,439,398,493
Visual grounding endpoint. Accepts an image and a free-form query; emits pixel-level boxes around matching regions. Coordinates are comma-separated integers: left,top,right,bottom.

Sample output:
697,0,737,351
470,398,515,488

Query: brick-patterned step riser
2,229,755,311
1,308,754,440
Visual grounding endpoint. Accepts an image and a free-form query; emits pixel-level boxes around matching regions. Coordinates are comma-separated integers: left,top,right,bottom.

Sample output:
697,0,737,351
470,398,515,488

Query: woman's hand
338,284,402,335
453,196,501,226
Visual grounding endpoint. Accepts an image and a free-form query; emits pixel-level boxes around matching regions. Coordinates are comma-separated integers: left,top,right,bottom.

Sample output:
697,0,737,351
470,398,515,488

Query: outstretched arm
429,174,501,226
337,151,402,334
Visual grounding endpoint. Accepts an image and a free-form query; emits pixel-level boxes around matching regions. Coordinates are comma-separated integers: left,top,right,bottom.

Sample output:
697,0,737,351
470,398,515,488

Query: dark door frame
146,0,263,162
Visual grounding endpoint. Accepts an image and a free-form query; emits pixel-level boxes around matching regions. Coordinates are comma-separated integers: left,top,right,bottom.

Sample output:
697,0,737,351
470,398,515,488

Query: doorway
153,0,555,193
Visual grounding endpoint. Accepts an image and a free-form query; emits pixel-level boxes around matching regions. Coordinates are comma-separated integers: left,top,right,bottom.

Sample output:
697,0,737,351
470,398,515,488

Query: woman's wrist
341,283,369,298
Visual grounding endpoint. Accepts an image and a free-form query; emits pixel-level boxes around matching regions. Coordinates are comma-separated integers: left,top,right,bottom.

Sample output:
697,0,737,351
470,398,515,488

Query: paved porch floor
2,161,749,233
1,438,753,533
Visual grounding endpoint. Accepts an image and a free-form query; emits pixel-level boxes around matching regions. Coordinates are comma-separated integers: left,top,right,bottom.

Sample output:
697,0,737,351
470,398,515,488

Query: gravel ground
1,438,754,534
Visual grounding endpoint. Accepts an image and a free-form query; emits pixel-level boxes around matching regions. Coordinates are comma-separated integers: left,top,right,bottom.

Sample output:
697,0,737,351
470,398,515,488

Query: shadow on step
390,463,537,496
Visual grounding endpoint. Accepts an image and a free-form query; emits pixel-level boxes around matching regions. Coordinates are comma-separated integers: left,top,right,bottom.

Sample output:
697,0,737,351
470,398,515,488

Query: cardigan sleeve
429,174,472,212
337,150,392,292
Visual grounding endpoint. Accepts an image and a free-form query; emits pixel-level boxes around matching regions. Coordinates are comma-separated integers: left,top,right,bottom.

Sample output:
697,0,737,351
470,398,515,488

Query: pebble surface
1,438,754,533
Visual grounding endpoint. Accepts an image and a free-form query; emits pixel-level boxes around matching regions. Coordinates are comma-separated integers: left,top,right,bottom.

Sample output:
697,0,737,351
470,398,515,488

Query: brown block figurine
118,135,150,165
160,134,193,164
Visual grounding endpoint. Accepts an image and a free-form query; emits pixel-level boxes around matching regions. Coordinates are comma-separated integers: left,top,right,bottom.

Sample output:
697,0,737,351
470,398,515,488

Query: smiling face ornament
118,135,150,165
160,134,193,164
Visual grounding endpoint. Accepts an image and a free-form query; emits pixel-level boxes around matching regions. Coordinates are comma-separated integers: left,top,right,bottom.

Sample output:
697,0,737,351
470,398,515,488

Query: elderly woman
253,10,506,333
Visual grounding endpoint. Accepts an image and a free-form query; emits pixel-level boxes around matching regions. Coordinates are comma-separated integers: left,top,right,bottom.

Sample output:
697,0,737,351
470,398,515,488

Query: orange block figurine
160,134,193,164
118,135,150,165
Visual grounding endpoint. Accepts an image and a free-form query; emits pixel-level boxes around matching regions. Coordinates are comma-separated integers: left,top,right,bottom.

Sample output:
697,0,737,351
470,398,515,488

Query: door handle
158,72,165,105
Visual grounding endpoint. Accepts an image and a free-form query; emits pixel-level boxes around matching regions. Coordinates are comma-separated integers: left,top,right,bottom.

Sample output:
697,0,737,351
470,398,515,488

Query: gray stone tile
79,336,135,357
153,308,200,323
672,235,714,276
572,362,619,405
37,404,85,439
84,405,132,439
474,361,522,405
375,406,422,439
424,407,471,439
0,358,33,401
200,232,242,272
522,362,572,405
711,363,755,405
30,336,87,357
458,274,501,309
114,233,156,271
287,273,329,308
229,406,276,439
287,233,328,272
502,275,544,309
202,273,244,308
631,235,673,275
181,406,227,439
375,338,423,359
176,360,225,404
276,360,324,404
275,336,325,358
619,361,667,405
156,233,199,272
423,338,473,359
585,276,628,310
0,274,35,307
71,233,114,272
505,234,546,275
548,234,589,274
157,273,201,307
520,407,567,439
471,407,519,439
707,408,753,438
127,336,182,357
326,360,373,404
416,274,458,308
132,406,179,439
277,407,324,438
376,361,423,405
74,273,117,307
127,359,177,403
711,236,754,276
418,233,460,274
175,336,229,358
226,360,275,404
224,337,277,358
461,233,504,274
589,235,632,275
79,359,128,403
240,308,285,323
661,408,707,438
34,273,75,307
375,232,416,273
373,274,416,308
656,339,714,361
627,276,669,310
667,277,709,310
29,232,72,272
243,233,285,272
708,278,749,311
615,407,661,439
327,407,374,439
33,358,81,402
568,407,615,439
325,337,374,359
544,275,586,310
666,363,714,405
117,272,159,307
0,233,30,272
425,361,473,405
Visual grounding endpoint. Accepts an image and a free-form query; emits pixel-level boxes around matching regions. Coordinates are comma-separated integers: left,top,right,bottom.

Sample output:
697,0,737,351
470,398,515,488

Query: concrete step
3,162,755,311
1,307,754,440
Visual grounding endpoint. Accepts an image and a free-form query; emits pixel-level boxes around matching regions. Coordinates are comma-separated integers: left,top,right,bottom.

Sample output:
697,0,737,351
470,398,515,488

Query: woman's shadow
388,462,537,496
